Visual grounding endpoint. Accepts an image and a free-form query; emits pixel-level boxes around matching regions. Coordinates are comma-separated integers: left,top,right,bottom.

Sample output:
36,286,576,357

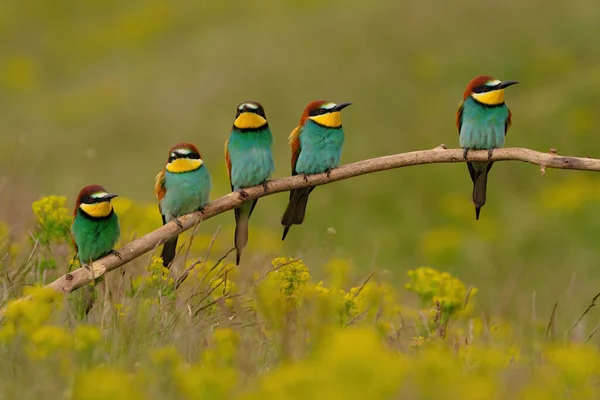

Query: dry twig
546,301,559,339
568,292,600,337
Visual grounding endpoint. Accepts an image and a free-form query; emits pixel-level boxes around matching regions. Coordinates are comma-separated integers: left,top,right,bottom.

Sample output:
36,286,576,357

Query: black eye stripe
473,85,497,94
169,152,200,163
309,107,330,117
235,104,266,119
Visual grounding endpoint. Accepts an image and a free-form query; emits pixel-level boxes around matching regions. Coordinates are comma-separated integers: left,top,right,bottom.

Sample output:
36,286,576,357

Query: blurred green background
1,0,600,323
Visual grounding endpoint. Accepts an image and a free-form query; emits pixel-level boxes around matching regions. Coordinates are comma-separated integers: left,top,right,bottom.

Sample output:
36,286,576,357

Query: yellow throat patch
80,201,113,218
234,112,267,129
309,112,342,128
166,158,203,173
472,89,505,106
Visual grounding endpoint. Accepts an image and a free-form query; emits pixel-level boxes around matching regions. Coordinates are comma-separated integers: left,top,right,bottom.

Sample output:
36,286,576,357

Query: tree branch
2,146,599,312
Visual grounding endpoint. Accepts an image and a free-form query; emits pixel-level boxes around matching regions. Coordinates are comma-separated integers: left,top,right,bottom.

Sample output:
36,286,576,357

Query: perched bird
457,76,519,220
155,143,212,267
71,185,121,265
281,100,352,240
225,101,274,265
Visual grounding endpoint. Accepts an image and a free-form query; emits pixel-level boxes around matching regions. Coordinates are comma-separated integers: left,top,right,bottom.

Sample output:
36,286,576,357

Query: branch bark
3,146,600,311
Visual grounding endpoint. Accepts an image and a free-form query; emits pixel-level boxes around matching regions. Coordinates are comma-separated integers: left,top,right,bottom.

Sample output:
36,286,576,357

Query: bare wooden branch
2,146,599,313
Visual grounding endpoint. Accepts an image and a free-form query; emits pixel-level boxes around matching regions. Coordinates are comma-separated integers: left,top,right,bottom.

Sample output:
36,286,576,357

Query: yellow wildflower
27,325,72,359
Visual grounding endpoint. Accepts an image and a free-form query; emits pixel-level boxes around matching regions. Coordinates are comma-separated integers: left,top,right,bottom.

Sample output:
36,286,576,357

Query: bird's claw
326,169,332,178
111,249,123,260
198,206,206,214
238,189,249,200
262,181,269,193
463,148,469,160
487,148,494,161
303,174,309,183
173,217,184,229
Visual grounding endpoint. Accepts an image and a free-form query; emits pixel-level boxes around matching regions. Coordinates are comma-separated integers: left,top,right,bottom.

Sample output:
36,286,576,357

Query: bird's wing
70,218,78,254
505,108,512,135
456,101,464,134
289,125,302,176
224,139,233,191
154,169,166,202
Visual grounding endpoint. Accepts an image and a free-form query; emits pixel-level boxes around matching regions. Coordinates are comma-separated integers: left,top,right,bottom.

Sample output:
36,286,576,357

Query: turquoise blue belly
228,129,274,190
296,121,345,175
459,98,509,150
161,167,211,221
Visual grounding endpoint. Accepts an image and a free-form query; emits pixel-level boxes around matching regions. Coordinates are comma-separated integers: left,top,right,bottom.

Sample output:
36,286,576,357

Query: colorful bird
225,101,274,265
457,75,518,220
155,142,212,267
71,185,121,266
281,100,352,240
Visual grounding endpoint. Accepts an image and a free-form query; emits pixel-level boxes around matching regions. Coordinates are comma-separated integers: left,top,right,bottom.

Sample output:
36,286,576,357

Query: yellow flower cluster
73,367,142,400
132,256,176,299
270,256,311,299
31,195,71,246
1,286,63,339
27,325,72,360
203,328,240,366
405,266,477,317
410,335,429,348
0,285,102,367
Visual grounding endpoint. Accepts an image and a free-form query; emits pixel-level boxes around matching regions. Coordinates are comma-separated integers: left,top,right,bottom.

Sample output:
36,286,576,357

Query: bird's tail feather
235,200,257,265
159,212,179,268
281,187,313,240
161,236,179,268
468,162,493,220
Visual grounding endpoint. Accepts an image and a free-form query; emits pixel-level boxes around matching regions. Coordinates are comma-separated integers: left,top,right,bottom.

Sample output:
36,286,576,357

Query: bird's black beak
101,193,119,201
497,80,519,89
333,102,352,112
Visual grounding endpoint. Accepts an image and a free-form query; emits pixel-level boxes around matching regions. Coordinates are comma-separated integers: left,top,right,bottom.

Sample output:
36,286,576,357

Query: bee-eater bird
155,143,212,267
71,185,120,266
457,75,519,220
225,101,274,265
281,100,352,240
